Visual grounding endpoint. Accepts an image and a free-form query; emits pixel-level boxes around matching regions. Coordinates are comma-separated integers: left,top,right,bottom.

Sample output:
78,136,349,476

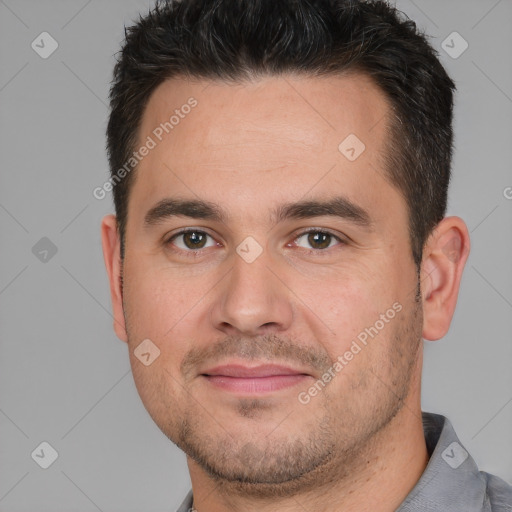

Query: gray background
0,0,511,510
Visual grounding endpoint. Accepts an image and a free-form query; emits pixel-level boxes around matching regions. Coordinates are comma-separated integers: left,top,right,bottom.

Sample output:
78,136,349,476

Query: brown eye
184,231,207,249
294,230,342,251
169,230,215,251
308,232,331,249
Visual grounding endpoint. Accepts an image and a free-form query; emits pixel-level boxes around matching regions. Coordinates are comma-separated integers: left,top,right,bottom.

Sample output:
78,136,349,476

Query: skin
101,73,470,512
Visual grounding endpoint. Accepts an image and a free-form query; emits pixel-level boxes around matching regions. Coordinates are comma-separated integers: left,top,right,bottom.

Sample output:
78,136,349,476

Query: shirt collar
396,411,490,512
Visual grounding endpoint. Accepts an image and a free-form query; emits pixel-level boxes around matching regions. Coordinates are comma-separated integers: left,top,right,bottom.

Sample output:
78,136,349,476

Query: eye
293,230,344,251
167,229,217,251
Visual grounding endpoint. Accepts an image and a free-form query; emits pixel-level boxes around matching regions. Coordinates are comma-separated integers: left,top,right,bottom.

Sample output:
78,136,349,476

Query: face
117,74,424,493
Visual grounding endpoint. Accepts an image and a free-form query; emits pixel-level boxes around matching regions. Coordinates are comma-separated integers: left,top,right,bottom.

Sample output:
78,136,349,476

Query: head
102,0,470,496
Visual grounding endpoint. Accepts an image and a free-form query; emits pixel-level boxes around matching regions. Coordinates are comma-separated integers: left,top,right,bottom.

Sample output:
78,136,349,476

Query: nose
209,248,294,337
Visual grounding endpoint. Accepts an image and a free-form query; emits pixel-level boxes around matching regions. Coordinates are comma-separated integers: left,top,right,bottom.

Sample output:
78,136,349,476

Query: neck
187,401,428,512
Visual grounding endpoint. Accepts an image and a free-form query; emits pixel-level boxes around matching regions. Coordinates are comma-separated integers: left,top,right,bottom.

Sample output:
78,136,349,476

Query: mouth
200,363,312,394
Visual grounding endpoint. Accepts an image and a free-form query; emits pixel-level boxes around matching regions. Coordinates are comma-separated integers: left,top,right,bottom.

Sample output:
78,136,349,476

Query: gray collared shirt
176,412,512,511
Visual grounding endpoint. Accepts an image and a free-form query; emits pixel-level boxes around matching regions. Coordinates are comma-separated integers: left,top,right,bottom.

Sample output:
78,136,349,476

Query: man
101,0,512,510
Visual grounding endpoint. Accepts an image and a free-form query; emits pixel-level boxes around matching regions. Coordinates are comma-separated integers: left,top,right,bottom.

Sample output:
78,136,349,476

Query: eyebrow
144,196,373,230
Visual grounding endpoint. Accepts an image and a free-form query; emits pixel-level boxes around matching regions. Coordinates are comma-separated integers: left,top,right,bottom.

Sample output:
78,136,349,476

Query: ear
420,216,470,341
101,214,128,343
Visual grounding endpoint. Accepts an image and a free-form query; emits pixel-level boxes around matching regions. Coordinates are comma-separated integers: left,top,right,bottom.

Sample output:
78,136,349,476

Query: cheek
302,265,402,358
123,264,201,339
129,353,185,434
124,276,191,408
122,269,197,396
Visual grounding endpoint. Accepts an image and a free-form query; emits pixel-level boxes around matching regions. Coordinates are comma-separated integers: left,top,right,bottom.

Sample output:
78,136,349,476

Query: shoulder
482,472,512,511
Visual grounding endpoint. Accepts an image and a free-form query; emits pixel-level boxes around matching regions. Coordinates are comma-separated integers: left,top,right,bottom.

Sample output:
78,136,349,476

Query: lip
201,364,312,394
202,364,309,378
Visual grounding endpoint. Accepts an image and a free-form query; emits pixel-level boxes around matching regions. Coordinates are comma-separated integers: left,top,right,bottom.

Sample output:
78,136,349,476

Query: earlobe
420,216,470,341
101,214,128,343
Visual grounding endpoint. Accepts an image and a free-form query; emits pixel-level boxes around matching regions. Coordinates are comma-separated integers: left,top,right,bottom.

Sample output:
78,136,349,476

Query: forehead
129,73,402,229
140,72,388,152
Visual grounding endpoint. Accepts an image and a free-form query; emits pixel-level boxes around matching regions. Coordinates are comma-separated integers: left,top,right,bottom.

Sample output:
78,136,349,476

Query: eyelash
164,228,346,257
